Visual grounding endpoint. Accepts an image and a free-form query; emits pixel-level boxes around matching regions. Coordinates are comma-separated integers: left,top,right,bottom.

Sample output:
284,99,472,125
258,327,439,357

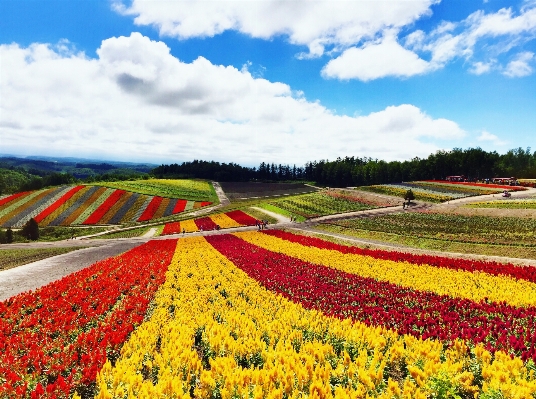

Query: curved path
1,186,535,301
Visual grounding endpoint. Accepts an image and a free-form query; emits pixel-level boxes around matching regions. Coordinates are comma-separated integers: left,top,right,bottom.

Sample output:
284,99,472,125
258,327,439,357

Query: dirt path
0,241,140,301
212,181,231,206
141,227,157,238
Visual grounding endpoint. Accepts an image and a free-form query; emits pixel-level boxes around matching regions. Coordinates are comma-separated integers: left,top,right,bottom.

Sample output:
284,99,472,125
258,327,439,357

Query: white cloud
322,33,432,81
477,130,507,145
0,34,466,165
114,0,437,57
503,51,534,76
469,61,493,74
414,4,536,74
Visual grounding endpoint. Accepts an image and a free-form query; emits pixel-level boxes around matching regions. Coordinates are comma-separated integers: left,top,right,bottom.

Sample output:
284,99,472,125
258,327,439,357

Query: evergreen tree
22,218,39,240
6,227,13,243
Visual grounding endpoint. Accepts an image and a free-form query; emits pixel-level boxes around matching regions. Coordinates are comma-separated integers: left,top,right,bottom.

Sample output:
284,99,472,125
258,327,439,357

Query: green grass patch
12,226,111,242
97,226,152,239
0,247,80,271
90,179,218,202
243,207,280,224
257,203,306,222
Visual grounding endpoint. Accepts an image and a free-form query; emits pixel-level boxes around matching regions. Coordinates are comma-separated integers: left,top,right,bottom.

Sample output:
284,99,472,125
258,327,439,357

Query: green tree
404,189,415,204
21,218,39,240
6,227,13,243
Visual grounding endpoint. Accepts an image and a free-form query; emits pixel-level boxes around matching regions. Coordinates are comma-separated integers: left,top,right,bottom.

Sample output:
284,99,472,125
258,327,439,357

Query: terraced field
0,181,213,228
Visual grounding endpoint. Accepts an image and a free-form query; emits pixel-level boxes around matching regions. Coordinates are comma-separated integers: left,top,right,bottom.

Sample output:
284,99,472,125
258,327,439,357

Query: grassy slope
0,247,80,271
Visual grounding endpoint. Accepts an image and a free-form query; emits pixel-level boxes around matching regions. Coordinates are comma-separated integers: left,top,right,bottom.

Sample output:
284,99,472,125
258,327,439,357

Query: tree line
152,147,536,186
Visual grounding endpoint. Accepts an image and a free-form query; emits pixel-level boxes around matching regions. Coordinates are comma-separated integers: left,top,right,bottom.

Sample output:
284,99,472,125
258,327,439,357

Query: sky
1,0,535,167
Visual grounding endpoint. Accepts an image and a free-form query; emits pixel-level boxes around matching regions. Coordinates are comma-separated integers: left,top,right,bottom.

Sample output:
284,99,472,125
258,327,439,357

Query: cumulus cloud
322,33,432,81
503,51,534,76
0,33,466,165
413,3,536,76
477,130,507,145
113,0,437,58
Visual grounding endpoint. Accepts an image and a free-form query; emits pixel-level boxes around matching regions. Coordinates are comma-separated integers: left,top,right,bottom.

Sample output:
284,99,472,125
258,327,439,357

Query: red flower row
206,234,536,362
225,210,258,226
263,230,536,283
137,196,163,222
195,216,218,231
162,221,182,235
0,191,30,207
34,186,85,223
0,239,177,399
172,199,188,214
82,189,126,225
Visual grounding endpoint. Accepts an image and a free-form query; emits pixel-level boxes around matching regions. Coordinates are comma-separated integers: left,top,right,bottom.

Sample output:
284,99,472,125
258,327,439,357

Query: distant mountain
0,155,156,178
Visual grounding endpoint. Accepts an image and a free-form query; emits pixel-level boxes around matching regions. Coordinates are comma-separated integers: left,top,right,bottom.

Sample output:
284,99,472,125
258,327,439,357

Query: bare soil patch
220,182,318,200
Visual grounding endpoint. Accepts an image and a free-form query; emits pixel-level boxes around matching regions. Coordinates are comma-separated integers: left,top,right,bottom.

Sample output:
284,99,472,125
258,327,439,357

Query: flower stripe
39,186,94,227
236,231,536,307
207,234,536,361
1,187,63,227
97,191,135,225
195,216,218,231
47,186,101,226
33,186,85,223
263,230,536,284
0,239,177,398
137,196,163,222
0,191,30,207
83,189,126,225
209,212,242,229
225,209,258,226
162,221,181,235
180,219,198,233
172,199,188,214
96,236,536,399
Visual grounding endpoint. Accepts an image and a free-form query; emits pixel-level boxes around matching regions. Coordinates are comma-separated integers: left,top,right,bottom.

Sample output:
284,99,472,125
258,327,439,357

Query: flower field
265,191,388,219
0,185,212,228
357,181,523,203
323,212,536,247
161,210,258,235
94,179,218,202
3,231,536,398
466,200,536,209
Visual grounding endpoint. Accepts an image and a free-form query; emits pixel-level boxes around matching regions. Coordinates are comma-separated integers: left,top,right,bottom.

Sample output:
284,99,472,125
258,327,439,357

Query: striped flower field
2,230,536,398
162,210,259,235
0,186,212,227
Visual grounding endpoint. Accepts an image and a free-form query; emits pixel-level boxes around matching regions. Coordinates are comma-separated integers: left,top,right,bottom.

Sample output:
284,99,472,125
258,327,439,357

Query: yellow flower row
234,231,536,308
94,236,536,398
210,213,242,229
178,213,244,233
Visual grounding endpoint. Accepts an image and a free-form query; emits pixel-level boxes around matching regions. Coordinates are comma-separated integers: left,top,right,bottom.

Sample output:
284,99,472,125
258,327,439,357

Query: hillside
0,180,214,228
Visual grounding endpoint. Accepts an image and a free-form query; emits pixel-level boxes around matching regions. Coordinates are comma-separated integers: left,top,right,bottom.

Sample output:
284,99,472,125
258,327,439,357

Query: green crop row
267,192,376,218
324,212,536,247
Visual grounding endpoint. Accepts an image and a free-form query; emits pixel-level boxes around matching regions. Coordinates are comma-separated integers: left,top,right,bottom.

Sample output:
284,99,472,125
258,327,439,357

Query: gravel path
0,241,140,301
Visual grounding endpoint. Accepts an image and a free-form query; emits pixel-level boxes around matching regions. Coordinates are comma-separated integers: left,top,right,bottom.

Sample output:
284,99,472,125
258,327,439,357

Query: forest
152,147,536,186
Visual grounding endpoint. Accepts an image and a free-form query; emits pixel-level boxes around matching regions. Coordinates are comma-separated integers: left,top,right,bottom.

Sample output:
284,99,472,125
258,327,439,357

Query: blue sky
1,0,535,166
